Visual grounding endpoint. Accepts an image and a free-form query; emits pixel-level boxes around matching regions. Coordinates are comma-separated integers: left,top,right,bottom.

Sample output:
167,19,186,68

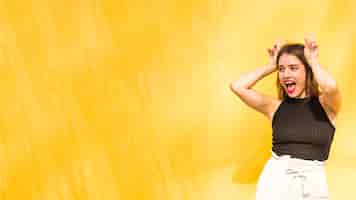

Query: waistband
271,151,325,167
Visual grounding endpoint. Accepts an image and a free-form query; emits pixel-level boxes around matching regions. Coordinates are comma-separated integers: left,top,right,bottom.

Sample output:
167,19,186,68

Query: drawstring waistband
271,151,325,166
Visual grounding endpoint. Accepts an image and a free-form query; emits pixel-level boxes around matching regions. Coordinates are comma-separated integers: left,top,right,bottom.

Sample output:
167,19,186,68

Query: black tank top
272,96,335,161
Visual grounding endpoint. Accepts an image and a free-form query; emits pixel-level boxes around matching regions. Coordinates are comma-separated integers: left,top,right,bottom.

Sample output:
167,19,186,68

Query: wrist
266,63,277,72
262,64,276,76
309,59,320,68
310,61,320,68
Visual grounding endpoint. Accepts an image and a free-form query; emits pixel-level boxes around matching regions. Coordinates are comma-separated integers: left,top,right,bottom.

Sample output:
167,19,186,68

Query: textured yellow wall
0,0,355,199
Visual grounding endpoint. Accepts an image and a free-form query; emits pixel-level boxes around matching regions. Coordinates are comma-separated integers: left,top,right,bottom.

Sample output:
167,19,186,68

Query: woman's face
278,53,307,98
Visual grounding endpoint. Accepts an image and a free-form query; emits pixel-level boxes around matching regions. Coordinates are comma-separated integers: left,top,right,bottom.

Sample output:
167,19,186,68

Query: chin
284,91,300,98
287,93,305,98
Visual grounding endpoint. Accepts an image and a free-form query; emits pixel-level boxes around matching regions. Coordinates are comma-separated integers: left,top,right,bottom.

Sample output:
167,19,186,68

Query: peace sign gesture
267,39,285,68
304,33,319,66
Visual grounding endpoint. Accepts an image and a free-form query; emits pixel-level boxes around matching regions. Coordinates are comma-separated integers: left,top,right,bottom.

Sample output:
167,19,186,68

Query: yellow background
0,0,355,199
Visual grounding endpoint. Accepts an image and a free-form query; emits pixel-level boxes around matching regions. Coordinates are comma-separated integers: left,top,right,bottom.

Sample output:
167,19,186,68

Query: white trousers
255,151,329,200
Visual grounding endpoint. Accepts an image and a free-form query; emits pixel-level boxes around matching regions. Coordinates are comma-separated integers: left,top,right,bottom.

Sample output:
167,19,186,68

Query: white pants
255,151,329,200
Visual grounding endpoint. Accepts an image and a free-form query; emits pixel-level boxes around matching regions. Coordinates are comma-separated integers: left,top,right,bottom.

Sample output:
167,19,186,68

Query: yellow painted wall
0,0,355,199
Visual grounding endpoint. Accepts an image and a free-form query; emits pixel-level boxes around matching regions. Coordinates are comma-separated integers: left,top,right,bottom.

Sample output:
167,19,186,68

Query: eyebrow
278,64,300,67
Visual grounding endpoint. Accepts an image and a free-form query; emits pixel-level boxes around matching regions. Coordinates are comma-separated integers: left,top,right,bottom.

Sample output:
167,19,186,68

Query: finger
273,39,279,49
305,32,315,40
304,38,310,48
277,39,286,48
310,42,318,49
270,48,276,56
307,32,316,42
305,32,316,47
275,39,283,47
304,38,314,49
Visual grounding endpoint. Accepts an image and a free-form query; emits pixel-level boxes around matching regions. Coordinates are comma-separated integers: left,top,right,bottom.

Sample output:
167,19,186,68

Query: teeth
284,81,295,85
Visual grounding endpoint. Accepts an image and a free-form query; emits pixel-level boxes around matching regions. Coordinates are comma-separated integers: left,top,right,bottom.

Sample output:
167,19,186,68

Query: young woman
230,35,342,199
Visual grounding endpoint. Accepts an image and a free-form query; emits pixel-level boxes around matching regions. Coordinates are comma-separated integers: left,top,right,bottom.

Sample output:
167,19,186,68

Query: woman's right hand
267,39,285,70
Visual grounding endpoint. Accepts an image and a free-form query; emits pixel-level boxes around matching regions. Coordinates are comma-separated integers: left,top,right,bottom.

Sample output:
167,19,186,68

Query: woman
230,35,342,200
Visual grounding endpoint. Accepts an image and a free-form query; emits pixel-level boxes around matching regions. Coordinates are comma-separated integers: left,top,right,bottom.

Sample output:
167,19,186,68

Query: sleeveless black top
272,96,335,161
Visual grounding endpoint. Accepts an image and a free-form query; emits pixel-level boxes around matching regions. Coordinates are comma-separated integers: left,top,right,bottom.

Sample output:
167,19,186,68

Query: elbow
322,80,338,94
229,81,245,96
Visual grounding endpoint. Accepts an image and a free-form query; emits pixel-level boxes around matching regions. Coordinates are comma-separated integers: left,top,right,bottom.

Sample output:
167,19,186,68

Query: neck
292,88,307,99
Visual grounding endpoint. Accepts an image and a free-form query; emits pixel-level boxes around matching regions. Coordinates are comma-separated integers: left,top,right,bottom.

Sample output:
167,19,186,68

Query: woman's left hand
304,33,319,66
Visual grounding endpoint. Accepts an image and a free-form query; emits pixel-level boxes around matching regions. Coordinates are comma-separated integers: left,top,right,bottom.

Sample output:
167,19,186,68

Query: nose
280,68,292,78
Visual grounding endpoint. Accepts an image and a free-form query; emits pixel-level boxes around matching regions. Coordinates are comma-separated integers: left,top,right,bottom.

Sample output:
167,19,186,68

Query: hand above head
267,39,285,69
304,33,319,66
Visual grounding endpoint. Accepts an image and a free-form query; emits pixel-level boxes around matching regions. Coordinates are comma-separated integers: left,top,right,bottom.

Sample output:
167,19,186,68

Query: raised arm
230,41,282,120
304,34,342,120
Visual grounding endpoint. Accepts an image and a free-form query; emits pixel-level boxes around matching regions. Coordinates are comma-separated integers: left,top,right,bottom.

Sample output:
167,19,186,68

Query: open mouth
284,81,296,94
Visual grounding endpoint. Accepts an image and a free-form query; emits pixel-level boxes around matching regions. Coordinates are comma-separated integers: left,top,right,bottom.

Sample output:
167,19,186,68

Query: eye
291,66,298,71
278,66,285,72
